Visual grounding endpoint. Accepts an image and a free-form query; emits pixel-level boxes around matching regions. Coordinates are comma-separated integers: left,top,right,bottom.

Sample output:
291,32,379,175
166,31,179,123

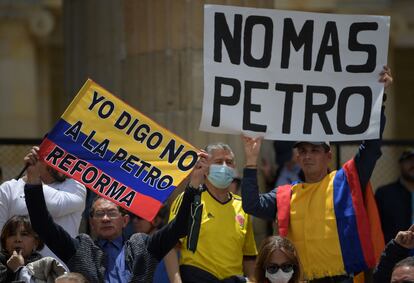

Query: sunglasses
266,263,295,274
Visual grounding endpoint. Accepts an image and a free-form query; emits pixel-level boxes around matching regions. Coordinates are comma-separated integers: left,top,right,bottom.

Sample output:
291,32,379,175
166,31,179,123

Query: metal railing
0,138,413,191
0,138,42,182
333,140,414,190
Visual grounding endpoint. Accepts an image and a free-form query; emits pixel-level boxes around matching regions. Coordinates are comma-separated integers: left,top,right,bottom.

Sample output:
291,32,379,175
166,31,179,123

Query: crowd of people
0,66,412,283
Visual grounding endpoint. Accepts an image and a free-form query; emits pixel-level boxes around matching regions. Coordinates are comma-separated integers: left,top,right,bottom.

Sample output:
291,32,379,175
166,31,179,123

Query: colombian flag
277,159,384,278
39,79,198,221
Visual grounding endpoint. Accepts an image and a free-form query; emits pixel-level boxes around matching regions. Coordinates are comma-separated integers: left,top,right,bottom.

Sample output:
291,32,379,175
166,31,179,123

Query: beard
47,167,67,183
401,170,414,183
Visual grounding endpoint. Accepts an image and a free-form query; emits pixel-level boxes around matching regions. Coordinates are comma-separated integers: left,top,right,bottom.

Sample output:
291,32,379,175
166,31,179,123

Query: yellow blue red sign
39,79,198,221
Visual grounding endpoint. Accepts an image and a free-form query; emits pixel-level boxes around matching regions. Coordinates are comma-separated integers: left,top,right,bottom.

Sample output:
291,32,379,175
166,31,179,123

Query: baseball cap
399,148,414,162
293,141,331,151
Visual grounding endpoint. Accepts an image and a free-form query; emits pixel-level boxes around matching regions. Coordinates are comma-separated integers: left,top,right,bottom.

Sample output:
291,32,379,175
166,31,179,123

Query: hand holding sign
38,79,198,221
379,66,393,89
189,151,209,189
23,146,42,185
201,5,391,142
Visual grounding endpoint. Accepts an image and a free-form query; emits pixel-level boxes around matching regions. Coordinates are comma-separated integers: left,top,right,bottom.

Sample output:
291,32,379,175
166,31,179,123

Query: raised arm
373,224,414,282
147,185,197,260
354,66,393,191
22,146,86,218
146,151,207,260
241,136,277,220
23,147,78,263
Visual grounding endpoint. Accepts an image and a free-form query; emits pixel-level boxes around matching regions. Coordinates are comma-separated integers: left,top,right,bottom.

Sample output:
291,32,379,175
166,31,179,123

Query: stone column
63,0,275,244
0,4,57,138
63,0,124,106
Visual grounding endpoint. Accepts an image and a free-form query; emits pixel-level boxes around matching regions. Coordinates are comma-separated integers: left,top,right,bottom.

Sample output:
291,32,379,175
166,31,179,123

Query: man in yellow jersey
165,142,257,283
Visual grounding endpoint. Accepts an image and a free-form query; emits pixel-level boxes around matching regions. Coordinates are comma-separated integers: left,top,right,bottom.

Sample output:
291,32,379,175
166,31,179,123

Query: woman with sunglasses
254,236,302,283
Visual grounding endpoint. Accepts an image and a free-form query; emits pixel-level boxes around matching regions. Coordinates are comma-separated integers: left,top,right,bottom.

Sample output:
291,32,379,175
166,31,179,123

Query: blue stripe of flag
46,119,176,202
333,168,368,274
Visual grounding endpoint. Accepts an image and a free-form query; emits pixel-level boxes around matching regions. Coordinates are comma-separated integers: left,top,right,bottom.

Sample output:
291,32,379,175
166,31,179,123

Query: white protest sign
200,5,390,141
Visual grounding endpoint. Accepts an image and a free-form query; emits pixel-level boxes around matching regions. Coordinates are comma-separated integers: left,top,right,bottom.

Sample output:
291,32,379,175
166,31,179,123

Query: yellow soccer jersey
169,189,257,280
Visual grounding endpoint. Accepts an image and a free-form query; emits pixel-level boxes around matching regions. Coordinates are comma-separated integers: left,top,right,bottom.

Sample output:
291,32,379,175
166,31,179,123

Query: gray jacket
25,184,197,283
66,233,158,283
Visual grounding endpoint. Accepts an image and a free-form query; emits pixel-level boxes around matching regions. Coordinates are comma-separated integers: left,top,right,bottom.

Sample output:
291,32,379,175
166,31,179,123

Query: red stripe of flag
342,159,375,267
39,138,162,221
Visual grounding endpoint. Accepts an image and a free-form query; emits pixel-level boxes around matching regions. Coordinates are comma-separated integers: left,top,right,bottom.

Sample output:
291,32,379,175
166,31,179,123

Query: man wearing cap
241,67,393,282
375,149,414,243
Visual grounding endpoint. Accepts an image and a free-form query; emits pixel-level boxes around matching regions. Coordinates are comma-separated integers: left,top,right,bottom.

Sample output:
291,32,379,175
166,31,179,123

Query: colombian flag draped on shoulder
39,79,198,221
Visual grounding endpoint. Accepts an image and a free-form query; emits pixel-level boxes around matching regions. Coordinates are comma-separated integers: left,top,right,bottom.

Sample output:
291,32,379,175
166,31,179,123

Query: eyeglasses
266,263,295,274
92,210,122,219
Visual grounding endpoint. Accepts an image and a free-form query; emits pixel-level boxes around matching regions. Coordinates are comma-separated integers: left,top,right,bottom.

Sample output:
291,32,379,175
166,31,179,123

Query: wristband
245,164,257,169
188,184,204,191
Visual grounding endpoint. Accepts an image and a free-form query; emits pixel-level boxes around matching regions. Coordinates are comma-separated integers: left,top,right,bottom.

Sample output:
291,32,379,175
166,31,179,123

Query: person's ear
152,216,162,228
327,150,333,161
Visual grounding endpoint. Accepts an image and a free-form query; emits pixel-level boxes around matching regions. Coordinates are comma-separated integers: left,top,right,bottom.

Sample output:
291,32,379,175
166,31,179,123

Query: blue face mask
207,164,235,189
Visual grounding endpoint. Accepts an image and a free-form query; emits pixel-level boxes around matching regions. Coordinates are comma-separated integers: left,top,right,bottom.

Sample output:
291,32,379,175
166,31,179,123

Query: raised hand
379,65,393,89
189,151,209,189
394,224,414,249
242,136,263,167
23,146,42,185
